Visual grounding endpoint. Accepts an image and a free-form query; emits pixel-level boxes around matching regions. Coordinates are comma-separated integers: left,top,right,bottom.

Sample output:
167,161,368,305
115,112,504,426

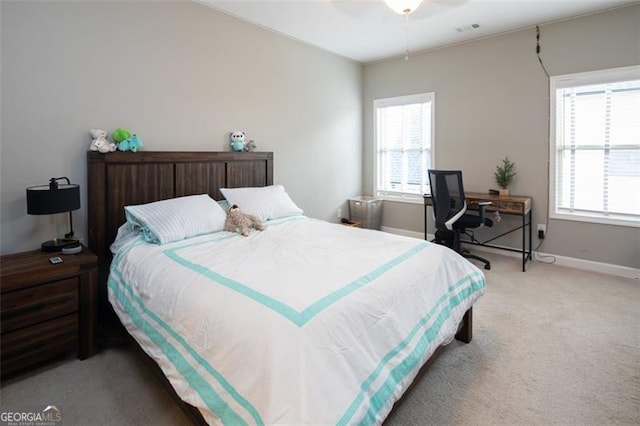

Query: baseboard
380,226,640,280
380,226,424,240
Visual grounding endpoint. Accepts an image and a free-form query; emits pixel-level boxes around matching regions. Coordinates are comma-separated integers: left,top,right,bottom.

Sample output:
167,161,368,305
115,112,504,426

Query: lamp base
41,238,80,252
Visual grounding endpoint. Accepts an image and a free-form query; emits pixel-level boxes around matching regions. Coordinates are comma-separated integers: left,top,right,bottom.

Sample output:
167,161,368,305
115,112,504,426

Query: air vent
455,23,481,33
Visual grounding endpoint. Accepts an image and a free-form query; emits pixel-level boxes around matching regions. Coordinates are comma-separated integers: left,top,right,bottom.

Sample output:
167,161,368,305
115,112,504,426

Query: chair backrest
428,170,466,231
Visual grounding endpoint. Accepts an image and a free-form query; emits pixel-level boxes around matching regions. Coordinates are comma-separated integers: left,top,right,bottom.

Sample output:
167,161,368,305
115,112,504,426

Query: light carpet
1,254,638,425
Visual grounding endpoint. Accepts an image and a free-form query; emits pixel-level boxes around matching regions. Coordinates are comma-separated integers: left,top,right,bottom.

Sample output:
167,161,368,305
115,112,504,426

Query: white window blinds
374,93,434,201
551,66,640,226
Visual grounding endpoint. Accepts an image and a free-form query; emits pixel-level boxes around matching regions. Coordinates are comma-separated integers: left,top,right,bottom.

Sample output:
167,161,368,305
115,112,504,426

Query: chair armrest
476,201,491,223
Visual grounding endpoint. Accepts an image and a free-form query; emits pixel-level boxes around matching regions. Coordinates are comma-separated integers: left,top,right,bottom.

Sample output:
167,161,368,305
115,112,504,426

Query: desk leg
424,204,428,241
528,210,532,261
522,212,526,272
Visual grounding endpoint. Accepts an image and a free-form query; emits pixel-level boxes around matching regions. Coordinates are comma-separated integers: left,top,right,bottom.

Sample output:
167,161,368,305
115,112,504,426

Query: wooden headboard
86,151,272,421
87,151,273,280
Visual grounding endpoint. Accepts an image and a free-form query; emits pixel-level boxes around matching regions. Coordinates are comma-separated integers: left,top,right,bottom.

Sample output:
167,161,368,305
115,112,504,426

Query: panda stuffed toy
230,131,246,152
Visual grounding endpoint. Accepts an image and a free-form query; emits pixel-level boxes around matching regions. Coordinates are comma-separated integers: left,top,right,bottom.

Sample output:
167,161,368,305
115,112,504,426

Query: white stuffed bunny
89,129,116,153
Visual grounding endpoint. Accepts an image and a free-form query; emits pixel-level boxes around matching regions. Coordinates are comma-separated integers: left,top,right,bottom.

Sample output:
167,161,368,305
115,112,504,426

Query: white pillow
124,194,226,244
110,223,138,254
219,185,303,221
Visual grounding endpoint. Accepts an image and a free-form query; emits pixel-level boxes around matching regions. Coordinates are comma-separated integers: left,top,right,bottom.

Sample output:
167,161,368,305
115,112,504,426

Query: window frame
549,65,640,228
373,92,436,204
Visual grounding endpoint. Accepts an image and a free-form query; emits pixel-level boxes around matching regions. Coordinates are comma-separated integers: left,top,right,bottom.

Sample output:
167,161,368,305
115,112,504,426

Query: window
550,66,640,227
374,93,434,202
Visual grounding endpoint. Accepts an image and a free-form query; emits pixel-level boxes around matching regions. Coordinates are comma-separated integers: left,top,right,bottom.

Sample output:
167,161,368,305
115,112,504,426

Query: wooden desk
424,192,532,271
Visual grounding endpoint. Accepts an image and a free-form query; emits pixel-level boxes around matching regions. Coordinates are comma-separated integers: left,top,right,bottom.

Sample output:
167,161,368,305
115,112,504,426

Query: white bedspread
108,216,485,425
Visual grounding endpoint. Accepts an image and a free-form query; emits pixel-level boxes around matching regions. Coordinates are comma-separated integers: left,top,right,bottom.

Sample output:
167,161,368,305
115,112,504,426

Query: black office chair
427,170,493,270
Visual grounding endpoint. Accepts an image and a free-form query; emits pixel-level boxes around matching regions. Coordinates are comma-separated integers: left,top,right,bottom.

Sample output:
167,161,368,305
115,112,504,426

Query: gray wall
0,1,363,255
363,5,640,268
2,1,637,268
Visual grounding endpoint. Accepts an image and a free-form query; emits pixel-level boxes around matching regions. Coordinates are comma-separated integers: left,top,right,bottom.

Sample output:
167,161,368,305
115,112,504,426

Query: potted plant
494,157,516,196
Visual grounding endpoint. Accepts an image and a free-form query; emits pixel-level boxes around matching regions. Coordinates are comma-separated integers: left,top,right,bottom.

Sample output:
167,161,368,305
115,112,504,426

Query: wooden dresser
0,247,98,378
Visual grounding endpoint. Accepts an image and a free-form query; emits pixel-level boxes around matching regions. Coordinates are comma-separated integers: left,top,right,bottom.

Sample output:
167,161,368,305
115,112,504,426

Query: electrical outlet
537,224,546,239
337,208,342,219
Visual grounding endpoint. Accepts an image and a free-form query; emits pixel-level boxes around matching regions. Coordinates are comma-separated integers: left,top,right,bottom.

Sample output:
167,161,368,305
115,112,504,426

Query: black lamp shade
26,178,81,252
27,183,80,215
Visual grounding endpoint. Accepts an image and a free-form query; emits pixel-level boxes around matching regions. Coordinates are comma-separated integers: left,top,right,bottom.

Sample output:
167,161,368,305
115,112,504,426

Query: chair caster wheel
484,264,491,270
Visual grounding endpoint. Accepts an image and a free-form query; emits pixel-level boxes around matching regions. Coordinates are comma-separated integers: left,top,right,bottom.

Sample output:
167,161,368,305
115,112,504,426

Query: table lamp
26,177,81,252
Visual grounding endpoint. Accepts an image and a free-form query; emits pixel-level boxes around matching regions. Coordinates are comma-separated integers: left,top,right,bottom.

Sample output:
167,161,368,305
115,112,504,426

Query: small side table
0,246,98,378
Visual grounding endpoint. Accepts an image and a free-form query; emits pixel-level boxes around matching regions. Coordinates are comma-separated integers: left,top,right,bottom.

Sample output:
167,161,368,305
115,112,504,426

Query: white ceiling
197,0,636,63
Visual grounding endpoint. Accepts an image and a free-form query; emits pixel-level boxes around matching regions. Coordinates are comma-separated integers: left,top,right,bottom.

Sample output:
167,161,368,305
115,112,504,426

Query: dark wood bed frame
86,150,472,425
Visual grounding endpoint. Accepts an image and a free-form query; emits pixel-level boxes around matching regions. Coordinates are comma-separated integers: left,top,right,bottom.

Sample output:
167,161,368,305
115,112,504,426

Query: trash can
348,196,383,230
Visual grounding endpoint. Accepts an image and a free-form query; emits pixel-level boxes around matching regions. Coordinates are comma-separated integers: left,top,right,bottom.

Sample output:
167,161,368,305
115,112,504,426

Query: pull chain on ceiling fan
383,0,424,60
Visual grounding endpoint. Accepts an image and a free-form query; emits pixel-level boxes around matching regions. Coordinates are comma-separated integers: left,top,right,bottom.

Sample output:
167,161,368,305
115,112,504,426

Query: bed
87,151,485,425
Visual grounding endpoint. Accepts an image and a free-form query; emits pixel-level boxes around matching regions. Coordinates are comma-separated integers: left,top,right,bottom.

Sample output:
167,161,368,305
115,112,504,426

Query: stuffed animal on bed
118,134,143,152
111,128,143,152
89,129,116,153
112,128,131,144
230,131,246,152
244,139,257,152
224,204,266,236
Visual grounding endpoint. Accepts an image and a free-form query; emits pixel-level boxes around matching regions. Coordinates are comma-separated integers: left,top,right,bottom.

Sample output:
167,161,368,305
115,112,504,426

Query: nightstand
0,247,98,378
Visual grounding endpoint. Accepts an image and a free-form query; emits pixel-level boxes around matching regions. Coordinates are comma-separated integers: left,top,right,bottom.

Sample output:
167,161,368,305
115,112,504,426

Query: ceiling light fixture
383,0,424,61
383,0,423,15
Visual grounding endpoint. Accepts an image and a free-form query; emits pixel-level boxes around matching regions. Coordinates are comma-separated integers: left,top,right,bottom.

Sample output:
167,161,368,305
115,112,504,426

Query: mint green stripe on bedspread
164,242,430,328
338,271,485,426
109,268,263,426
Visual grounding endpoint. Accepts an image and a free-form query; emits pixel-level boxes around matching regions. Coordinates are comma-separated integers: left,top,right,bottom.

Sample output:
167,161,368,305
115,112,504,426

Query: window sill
550,212,640,228
376,194,425,205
